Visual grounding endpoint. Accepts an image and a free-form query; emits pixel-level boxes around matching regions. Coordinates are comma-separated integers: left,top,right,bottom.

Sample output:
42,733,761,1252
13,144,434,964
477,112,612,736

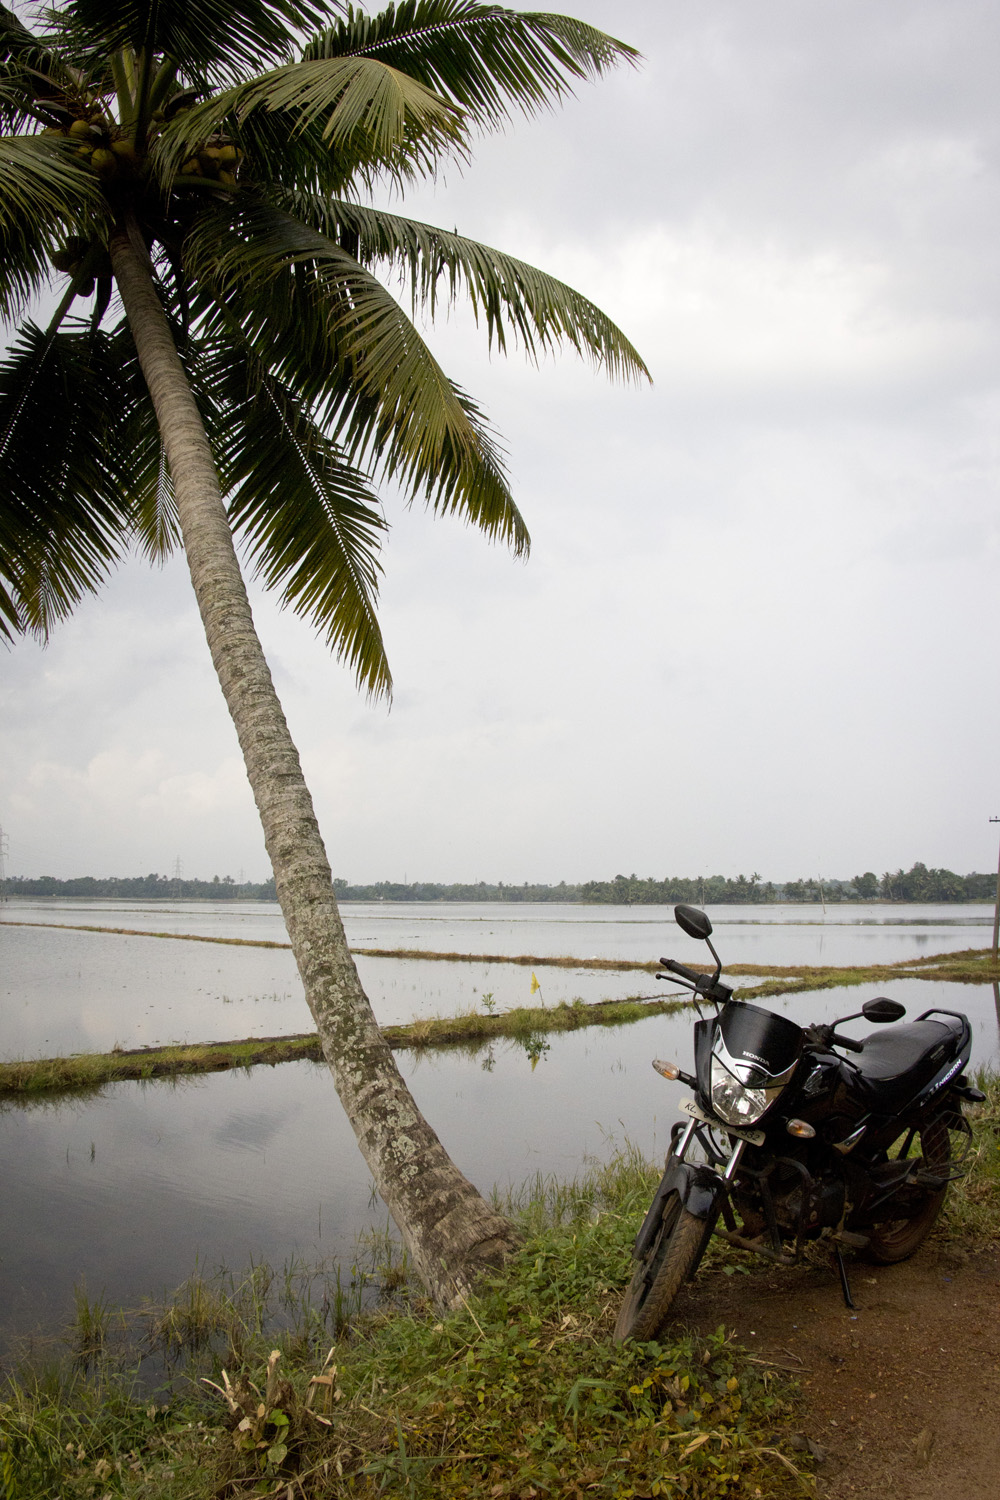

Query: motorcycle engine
736,1166,845,1239
779,1171,845,1234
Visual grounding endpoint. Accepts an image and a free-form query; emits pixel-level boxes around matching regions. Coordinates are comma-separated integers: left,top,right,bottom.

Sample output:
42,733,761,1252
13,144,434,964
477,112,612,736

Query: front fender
633,1157,727,1261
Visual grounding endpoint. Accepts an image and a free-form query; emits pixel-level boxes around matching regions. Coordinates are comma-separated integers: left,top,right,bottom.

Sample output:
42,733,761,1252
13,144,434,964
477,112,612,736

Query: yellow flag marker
530,972,541,994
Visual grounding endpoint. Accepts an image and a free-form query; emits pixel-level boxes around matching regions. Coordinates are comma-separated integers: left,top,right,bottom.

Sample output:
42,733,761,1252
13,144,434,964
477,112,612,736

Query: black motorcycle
615,903,985,1342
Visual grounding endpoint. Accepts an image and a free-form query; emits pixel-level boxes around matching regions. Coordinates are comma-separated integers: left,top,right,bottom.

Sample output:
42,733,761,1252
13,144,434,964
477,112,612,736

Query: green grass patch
4,1088,998,1498
0,1034,325,1097
0,997,696,1098
939,1070,1000,1245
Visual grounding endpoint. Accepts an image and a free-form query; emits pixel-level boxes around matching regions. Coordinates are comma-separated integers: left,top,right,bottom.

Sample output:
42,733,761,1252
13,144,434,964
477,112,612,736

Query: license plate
678,1096,766,1147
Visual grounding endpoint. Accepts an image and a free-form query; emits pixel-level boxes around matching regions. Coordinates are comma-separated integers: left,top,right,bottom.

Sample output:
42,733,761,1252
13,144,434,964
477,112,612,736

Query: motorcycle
615,903,985,1342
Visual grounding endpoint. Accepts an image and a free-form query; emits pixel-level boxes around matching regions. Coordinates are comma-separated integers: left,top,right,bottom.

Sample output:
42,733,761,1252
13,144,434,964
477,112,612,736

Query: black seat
849,1016,964,1108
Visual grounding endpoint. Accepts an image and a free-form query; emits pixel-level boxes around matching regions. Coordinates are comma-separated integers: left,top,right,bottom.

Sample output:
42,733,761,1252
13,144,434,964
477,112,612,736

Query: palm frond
0,134,105,320
197,335,392,697
302,1,640,128
110,319,181,560
276,191,650,381
0,3,70,82
152,52,462,188
0,322,136,639
0,59,56,130
185,195,528,555
63,0,322,82
0,132,104,229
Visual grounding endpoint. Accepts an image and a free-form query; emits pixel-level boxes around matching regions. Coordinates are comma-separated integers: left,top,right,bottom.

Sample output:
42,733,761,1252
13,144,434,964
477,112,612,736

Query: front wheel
614,1191,707,1343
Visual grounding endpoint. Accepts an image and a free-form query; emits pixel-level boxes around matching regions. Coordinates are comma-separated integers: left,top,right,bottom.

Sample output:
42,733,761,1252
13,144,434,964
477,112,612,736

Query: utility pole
0,825,8,902
990,817,1000,962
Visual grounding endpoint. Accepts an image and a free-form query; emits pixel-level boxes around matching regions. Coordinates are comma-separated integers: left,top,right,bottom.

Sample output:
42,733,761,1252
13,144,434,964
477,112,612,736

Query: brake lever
656,972,697,993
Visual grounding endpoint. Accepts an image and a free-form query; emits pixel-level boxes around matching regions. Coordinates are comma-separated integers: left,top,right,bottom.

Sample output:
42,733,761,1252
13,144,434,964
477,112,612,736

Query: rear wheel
863,1112,950,1264
614,1192,707,1343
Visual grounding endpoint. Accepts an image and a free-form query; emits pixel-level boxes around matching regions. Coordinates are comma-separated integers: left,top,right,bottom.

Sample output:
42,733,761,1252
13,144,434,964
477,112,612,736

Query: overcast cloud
2,0,999,884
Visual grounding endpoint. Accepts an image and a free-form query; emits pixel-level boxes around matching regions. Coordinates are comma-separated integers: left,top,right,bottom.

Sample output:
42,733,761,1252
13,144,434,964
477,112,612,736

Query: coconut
91,148,117,179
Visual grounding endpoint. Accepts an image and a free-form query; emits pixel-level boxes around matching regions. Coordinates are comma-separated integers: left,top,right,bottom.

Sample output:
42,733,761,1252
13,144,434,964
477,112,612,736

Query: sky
2,0,999,886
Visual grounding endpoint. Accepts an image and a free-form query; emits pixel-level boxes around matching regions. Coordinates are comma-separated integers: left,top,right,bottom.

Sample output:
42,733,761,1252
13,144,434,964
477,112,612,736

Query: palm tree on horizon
0,0,648,1303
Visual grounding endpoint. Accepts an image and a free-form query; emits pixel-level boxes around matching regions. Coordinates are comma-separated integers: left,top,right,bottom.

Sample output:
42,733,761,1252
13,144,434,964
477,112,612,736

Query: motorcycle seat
856,1016,963,1078
849,1016,964,1105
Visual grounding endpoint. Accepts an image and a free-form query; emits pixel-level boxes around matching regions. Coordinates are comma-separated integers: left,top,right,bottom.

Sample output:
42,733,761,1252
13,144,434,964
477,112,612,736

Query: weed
0,1147,813,1499
70,1286,114,1371
939,1070,1000,1244
523,1034,551,1069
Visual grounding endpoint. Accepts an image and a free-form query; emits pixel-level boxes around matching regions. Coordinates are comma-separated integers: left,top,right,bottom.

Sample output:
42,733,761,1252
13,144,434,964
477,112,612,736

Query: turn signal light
653,1059,681,1080
786,1118,816,1139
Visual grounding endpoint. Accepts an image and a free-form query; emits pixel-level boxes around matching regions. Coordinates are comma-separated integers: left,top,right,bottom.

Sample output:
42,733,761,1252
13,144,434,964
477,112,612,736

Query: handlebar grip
830,1031,864,1054
659,958,701,984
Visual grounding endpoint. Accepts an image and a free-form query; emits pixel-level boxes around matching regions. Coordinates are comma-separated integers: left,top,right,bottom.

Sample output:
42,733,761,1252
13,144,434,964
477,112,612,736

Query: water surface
1,899,996,1356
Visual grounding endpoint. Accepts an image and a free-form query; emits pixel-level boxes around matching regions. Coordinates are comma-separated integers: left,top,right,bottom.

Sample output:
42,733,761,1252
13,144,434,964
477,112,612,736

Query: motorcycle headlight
709,1054,789,1126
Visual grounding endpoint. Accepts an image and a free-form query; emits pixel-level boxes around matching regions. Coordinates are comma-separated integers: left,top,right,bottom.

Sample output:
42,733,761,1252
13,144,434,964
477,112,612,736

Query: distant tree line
4,861,995,905
331,879,579,903
5,872,278,900
580,864,997,905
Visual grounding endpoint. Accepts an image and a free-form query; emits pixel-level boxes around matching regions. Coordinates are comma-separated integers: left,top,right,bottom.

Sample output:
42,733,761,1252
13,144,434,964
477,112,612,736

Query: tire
863,1112,950,1265
614,1191,708,1343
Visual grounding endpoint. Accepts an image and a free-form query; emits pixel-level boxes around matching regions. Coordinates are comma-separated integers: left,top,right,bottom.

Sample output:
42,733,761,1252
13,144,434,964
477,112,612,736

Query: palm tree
0,0,647,1305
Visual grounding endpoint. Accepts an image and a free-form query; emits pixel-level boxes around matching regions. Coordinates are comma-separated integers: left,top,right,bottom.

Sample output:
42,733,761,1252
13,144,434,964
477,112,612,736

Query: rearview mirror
862,997,906,1023
675,904,713,941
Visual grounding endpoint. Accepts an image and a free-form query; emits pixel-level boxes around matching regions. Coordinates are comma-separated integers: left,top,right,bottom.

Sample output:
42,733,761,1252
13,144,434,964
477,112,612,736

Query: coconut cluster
42,92,244,286
41,108,138,182
178,140,242,185
41,92,243,188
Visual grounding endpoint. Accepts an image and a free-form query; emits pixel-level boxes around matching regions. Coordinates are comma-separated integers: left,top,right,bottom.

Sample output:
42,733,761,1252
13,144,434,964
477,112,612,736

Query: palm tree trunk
109,223,520,1305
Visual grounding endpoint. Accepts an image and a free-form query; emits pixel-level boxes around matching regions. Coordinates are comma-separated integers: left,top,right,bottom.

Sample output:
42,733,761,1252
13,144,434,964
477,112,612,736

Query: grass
2,1081,997,1498
0,1149,811,1500
0,996,696,1097
734,950,1000,1002
938,1069,1000,1244
0,1033,325,1096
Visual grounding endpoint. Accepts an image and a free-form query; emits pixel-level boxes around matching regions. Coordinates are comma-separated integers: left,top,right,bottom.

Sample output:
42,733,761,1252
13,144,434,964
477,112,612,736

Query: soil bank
675,1242,1000,1500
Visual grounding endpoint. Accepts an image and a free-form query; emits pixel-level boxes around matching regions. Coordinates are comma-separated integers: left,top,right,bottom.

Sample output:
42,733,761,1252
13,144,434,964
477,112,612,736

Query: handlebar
658,957,703,985
804,1023,864,1055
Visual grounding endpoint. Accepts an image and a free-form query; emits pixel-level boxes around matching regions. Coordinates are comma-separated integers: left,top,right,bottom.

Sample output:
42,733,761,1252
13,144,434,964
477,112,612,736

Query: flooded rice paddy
1,898,997,1354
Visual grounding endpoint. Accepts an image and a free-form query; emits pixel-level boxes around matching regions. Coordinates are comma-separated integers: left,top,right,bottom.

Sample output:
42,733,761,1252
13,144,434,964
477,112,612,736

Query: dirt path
674,1243,1000,1499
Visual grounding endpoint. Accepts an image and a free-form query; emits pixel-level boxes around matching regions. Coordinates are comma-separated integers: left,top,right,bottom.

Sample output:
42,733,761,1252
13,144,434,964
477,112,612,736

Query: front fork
672,1115,748,1183
662,1114,861,1307
632,1118,746,1263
